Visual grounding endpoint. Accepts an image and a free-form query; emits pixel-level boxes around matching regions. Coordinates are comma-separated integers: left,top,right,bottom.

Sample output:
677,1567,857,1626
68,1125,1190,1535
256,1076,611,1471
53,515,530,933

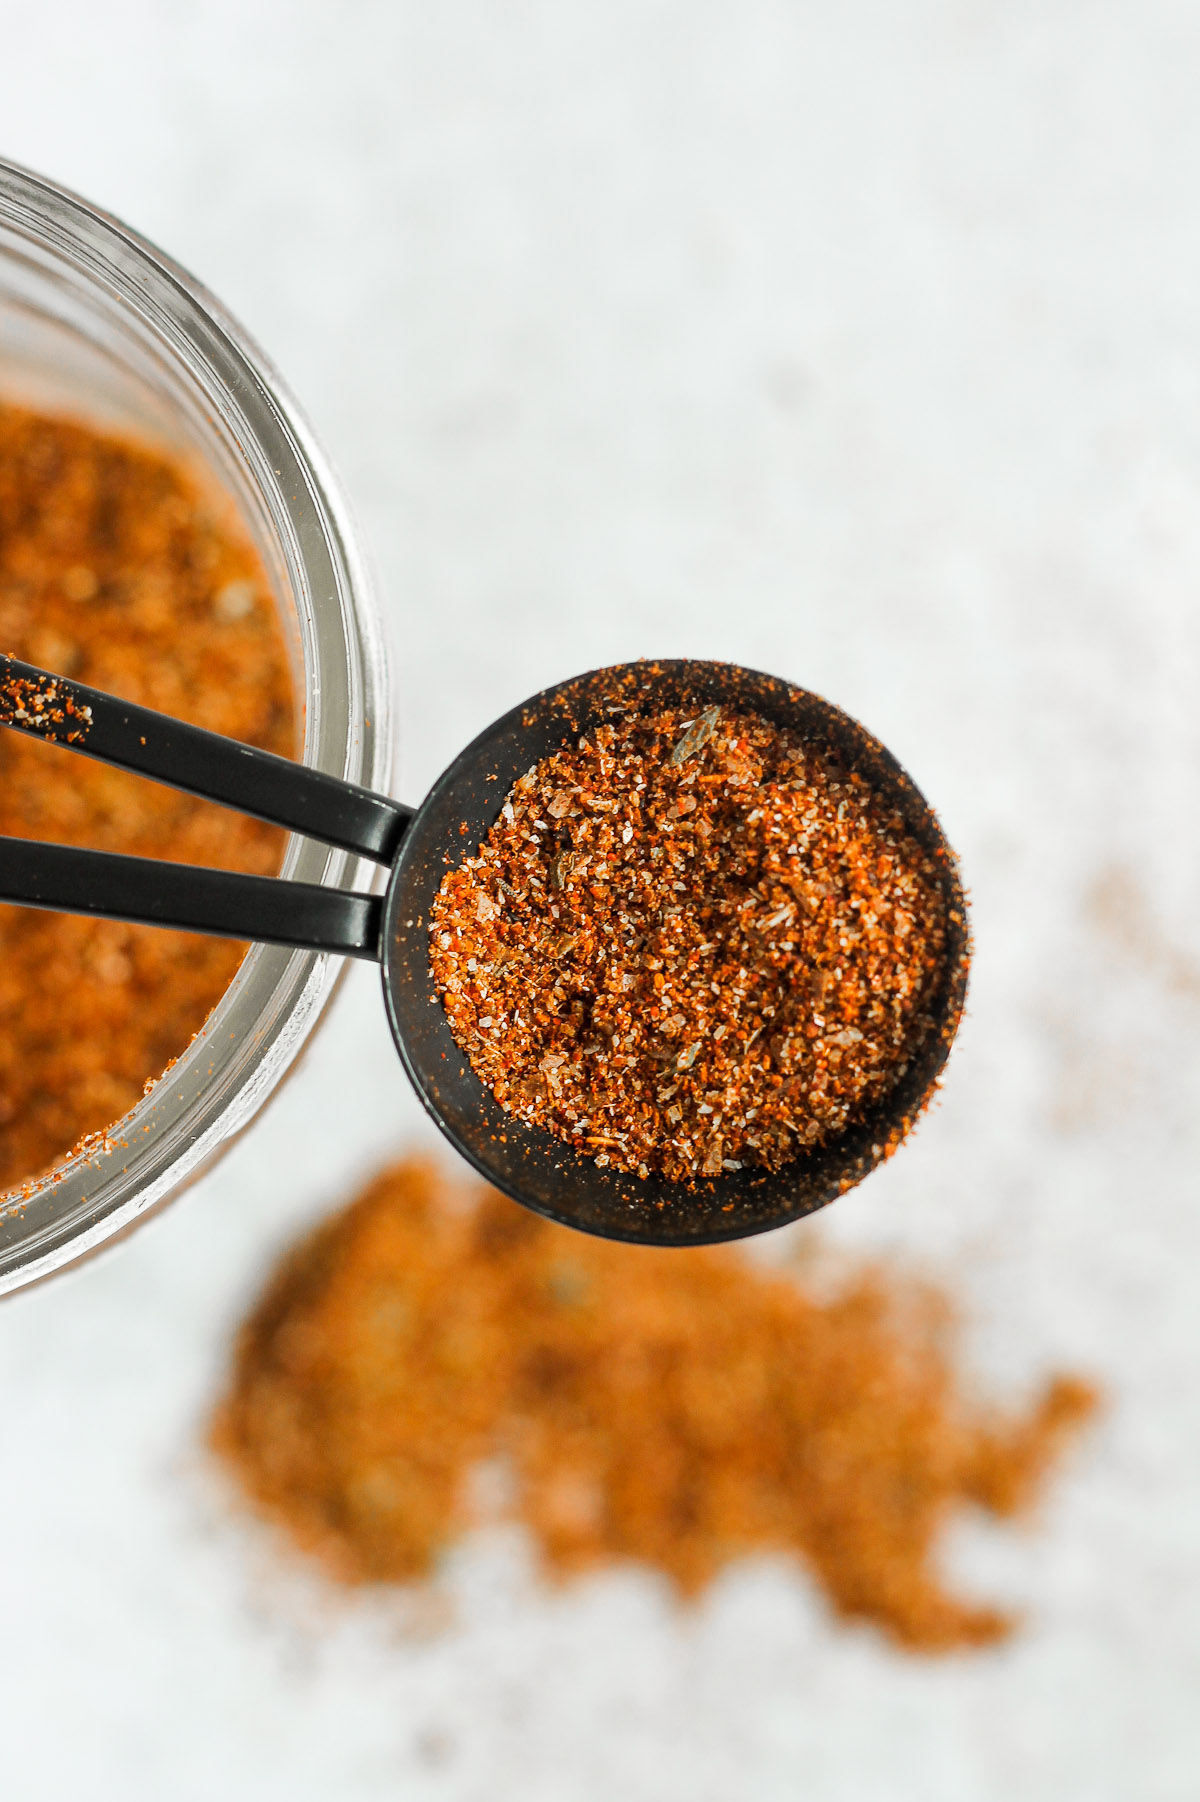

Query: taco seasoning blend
430,701,953,1181
0,400,294,1189
212,1155,1098,1652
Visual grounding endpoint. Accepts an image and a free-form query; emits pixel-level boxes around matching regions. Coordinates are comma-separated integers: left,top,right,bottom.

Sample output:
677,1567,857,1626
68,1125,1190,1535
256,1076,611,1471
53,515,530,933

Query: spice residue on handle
429,703,953,1182
0,661,93,743
211,1156,1099,1653
0,400,294,1190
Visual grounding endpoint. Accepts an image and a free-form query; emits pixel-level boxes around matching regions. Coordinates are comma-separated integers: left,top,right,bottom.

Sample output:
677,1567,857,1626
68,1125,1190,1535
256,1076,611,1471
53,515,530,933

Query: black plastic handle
0,836,383,959
0,655,410,863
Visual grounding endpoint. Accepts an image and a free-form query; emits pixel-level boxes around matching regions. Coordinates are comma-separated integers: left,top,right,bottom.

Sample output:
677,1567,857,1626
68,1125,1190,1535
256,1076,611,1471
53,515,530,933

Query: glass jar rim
0,158,392,1297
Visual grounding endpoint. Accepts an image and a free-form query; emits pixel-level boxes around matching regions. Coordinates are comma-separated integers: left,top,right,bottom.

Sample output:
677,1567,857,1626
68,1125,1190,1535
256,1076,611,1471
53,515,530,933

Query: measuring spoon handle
0,656,410,864
0,836,383,959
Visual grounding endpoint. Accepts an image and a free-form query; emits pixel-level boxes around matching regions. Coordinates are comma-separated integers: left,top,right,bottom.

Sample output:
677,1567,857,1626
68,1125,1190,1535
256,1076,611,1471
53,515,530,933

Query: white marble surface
1,3,1199,1796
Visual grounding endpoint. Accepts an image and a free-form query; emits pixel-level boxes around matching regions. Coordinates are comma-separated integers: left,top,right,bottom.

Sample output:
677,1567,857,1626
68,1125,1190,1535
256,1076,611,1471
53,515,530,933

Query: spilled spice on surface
0,399,294,1189
211,1156,1098,1652
430,705,953,1181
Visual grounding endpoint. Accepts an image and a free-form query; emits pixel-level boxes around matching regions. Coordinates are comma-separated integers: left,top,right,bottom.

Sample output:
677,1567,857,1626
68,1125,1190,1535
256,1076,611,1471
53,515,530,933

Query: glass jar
0,159,392,1296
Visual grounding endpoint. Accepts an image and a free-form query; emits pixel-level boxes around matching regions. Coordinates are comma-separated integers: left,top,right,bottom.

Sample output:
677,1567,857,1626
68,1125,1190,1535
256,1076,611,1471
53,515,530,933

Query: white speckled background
1,4,1198,1796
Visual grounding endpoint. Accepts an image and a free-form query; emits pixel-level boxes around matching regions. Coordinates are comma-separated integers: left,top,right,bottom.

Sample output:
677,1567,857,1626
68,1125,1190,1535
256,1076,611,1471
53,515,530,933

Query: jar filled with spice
0,160,391,1296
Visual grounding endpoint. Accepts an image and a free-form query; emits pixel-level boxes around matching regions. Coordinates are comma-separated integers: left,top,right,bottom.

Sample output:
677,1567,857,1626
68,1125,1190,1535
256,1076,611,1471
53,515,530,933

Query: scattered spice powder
211,1156,1099,1652
430,704,951,1180
0,400,294,1189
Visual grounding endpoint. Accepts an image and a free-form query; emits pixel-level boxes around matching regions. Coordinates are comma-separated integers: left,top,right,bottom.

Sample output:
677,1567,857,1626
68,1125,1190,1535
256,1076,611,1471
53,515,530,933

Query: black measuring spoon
0,656,968,1246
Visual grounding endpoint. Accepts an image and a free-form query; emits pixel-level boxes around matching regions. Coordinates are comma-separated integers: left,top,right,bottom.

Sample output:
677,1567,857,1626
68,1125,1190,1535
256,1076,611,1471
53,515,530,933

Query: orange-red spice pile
0,400,294,1189
212,1156,1098,1652
430,706,950,1180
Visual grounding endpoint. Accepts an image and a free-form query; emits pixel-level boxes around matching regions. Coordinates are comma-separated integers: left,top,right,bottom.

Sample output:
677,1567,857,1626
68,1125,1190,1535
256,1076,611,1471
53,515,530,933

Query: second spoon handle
0,836,383,959
0,655,410,864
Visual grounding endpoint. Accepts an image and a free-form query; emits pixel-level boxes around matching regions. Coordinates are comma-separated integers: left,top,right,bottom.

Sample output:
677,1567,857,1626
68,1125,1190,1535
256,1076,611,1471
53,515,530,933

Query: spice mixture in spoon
430,703,952,1182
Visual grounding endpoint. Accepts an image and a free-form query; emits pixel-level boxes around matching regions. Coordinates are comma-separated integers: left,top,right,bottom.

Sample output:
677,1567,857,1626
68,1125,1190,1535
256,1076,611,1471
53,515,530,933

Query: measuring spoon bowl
380,659,969,1247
